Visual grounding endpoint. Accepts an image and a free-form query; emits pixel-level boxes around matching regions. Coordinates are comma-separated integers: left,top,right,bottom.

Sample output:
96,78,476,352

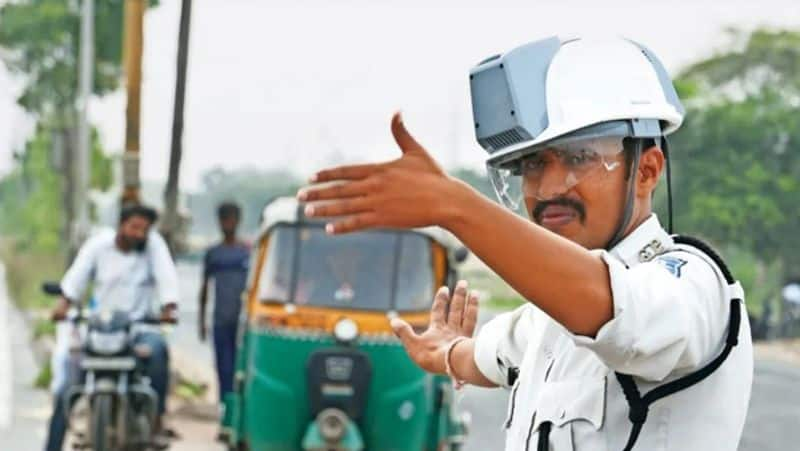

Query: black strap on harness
535,235,742,451
614,235,742,451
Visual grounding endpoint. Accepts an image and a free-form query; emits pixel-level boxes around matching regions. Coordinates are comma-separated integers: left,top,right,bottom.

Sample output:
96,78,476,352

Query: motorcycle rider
44,204,179,451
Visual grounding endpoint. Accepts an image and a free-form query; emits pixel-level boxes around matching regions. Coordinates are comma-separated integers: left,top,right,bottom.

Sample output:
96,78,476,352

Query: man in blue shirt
199,202,250,405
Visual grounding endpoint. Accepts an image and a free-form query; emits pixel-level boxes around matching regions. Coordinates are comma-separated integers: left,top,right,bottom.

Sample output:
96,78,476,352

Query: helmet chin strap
605,139,642,250
662,137,674,235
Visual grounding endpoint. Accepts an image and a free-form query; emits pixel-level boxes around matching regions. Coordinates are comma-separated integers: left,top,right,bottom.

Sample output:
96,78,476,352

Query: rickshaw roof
257,197,462,251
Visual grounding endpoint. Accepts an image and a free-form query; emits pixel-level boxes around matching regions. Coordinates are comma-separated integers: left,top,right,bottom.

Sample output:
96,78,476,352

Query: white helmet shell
470,36,685,167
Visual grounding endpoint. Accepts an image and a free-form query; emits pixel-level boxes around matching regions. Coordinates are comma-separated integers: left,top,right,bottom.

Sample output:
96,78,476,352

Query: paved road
0,261,223,451
2,259,798,450
458,359,800,451
0,263,52,450
172,260,800,451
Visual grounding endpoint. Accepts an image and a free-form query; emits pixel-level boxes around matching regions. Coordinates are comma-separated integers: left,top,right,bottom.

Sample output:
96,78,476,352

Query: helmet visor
488,136,626,212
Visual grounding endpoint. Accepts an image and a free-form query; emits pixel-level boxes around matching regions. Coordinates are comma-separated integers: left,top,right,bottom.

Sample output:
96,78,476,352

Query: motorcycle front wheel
91,394,114,451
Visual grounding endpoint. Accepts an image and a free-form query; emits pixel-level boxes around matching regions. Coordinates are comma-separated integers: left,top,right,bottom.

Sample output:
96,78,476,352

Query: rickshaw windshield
257,224,436,311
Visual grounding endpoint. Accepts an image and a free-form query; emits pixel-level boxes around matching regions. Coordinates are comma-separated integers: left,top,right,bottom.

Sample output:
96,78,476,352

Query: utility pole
162,0,193,252
122,0,145,206
70,0,94,252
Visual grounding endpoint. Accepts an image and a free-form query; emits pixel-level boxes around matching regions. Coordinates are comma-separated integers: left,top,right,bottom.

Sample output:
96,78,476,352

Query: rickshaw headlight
317,408,348,442
333,318,359,344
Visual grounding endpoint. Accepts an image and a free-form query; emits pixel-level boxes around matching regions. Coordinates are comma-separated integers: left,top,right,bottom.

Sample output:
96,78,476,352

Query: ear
636,146,664,200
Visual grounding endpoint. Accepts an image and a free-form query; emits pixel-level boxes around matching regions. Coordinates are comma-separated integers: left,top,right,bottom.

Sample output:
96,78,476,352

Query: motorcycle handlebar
42,282,63,296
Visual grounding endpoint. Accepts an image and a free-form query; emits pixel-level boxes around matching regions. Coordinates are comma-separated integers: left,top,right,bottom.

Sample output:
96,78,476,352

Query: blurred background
0,1,798,450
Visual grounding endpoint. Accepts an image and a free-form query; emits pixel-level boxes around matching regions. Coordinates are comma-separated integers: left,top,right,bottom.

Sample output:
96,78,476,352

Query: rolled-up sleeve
473,304,536,388
570,249,731,382
60,236,101,302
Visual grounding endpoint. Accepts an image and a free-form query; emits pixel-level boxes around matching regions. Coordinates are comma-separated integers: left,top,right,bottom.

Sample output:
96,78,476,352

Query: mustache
532,197,587,224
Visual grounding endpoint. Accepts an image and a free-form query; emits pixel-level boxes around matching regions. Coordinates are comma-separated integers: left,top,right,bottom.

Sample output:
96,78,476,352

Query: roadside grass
175,377,209,401
0,239,65,311
460,262,525,312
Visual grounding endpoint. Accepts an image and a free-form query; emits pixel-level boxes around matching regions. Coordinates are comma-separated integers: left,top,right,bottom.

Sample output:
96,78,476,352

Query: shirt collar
608,214,673,267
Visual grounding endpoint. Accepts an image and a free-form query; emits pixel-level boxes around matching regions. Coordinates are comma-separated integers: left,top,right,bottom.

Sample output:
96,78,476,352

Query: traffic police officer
298,36,754,450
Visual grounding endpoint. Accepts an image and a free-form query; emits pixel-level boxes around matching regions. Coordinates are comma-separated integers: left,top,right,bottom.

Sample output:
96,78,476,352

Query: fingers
298,179,373,203
304,197,371,219
391,112,426,155
390,317,417,345
430,286,449,326
311,163,384,184
462,291,480,337
447,280,468,328
324,213,379,235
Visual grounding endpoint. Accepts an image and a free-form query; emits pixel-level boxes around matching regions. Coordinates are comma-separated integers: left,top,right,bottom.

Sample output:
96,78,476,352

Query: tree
188,167,304,238
0,0,156,250
679,28,800,101
0,0,159,117
665,28,800,311
0,125,112,252
451,167,496,201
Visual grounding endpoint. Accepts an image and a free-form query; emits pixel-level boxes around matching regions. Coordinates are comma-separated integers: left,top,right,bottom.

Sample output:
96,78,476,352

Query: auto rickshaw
222,197,470,451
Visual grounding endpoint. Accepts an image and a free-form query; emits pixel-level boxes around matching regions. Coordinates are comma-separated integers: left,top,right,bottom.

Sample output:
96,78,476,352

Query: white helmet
469,36,685,246
470,36,684,167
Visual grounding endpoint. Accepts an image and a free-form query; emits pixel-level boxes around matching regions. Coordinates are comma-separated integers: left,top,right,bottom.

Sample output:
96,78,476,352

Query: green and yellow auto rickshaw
222,197,470,451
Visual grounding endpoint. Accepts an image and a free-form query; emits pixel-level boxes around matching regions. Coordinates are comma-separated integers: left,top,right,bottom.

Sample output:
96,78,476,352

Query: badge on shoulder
657,256,687,278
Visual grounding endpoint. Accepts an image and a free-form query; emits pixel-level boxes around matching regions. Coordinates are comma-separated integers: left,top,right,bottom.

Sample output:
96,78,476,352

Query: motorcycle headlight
88,330,128,355
333,318,359,345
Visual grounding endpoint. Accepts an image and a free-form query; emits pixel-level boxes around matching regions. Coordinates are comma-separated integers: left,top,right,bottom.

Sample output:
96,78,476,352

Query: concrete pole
74,0,94,250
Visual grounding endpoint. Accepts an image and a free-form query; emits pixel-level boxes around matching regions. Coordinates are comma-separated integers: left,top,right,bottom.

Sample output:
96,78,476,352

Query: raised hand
298,112,467,234
390,280,479,374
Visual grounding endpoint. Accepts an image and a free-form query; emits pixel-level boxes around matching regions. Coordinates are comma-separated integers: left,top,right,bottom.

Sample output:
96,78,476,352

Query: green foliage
90,127,112,191
0,0,128,258
679,28,800,101
33,359,52,390
482,296,525,311
0,1,154,317
451,167,496,200
174,377,208,400
32,317,56,339
0,240,66,309
651,28,800,320
724,245,783,316
0,126,63,252
0,126,113,251
669,29,800,285
0,0,159,117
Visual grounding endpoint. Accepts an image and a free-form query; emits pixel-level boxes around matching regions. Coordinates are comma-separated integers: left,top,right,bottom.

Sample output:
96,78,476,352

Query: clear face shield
487,136,627,213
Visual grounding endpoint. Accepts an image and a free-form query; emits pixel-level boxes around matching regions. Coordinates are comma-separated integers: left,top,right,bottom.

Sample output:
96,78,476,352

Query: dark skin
198,214,241,341
298,113,664,386
51,215,178,323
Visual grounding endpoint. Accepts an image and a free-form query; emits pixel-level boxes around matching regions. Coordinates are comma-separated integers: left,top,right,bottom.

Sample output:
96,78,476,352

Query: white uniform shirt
60,228,180,320
473,215,753,450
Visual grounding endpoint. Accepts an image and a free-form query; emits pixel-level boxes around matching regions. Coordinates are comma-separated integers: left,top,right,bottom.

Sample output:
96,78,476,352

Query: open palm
391,280,479,374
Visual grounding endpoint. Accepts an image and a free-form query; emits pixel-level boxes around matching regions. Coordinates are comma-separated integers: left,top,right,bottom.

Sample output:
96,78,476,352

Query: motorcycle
44,282,169,451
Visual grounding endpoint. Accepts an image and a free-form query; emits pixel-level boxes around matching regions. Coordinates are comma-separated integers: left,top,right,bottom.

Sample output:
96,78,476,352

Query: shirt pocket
528,377,606,451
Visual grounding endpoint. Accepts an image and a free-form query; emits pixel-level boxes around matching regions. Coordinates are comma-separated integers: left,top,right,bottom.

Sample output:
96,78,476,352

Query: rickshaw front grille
252,327,402,346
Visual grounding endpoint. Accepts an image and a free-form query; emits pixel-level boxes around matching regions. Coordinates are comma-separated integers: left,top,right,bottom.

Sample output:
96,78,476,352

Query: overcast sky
1,0,799,190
